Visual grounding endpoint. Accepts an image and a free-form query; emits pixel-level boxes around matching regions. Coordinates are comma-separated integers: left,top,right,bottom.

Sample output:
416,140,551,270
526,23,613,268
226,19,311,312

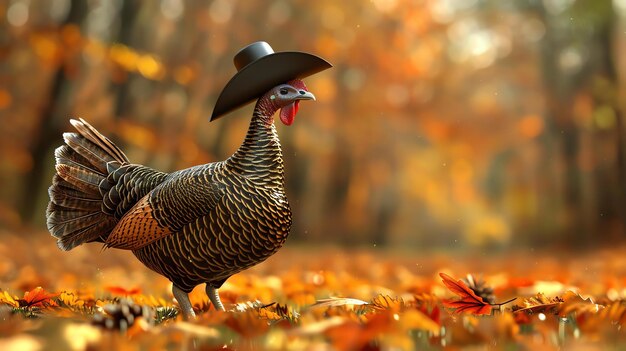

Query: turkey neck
226,99,285,187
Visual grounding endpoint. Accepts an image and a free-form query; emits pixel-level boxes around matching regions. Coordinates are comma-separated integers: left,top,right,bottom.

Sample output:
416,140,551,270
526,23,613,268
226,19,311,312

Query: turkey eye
279,88,288,95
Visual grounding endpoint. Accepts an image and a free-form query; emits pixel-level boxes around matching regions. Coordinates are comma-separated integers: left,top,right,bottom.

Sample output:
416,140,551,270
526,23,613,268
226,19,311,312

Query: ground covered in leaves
2,230,626,350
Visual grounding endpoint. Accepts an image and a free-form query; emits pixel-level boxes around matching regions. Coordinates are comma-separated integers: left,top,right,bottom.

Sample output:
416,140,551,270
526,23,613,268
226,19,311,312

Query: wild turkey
46,42,331,319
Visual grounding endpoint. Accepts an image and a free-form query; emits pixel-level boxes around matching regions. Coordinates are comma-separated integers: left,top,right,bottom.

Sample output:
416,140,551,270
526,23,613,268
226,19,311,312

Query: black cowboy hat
210,41,332,121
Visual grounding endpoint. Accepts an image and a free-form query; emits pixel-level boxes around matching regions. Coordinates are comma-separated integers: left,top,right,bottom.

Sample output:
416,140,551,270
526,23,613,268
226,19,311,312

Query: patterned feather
105,195,173,250
69,118,129,164
47,119,165,250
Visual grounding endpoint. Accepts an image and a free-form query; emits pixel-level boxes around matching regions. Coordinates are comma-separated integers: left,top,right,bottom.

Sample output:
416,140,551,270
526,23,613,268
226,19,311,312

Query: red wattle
280,101,299,126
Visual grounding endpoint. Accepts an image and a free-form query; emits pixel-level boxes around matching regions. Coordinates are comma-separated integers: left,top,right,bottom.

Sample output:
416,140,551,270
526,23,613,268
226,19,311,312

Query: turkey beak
296,91,316,101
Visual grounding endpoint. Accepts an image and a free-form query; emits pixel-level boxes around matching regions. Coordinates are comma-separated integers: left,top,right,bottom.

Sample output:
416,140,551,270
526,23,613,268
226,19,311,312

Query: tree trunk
112,0,140,119
535,0,621,246
20,0,88,223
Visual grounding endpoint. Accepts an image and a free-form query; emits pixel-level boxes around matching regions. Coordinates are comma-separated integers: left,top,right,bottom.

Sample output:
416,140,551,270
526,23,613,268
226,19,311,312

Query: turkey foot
173,285,196,320
206,285,225,311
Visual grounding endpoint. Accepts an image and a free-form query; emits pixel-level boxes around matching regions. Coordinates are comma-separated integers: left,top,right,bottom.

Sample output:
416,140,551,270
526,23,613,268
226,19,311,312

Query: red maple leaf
18,287,58,308
439,273,492,315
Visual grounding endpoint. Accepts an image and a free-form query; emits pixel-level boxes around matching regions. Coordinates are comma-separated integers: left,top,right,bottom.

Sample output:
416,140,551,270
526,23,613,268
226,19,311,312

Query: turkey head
261,79,315,126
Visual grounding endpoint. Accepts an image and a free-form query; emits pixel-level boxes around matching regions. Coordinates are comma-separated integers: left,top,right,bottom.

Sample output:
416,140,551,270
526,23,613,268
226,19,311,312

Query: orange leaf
371,294,405,312
440,273,492,315
19,287,58,308
105,286,141,296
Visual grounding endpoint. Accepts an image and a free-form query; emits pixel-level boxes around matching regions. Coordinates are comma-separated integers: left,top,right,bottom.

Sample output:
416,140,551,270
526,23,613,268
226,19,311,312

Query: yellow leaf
257,307,282,321
59,291,84,308
0,290,18,308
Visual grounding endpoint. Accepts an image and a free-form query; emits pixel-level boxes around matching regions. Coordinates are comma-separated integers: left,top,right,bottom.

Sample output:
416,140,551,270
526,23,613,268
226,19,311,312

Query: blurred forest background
1,0,625,250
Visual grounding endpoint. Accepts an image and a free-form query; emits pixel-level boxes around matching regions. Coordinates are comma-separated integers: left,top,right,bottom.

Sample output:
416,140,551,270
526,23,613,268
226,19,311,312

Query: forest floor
1,229,626,350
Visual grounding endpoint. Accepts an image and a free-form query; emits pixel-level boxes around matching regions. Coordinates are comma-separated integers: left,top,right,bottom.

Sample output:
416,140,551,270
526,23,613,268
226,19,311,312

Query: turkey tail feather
70,118,129,164
47,119,128,251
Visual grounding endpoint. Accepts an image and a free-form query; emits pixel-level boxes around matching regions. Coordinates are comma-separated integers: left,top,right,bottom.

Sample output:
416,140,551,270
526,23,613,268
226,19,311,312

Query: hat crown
234,41,274,71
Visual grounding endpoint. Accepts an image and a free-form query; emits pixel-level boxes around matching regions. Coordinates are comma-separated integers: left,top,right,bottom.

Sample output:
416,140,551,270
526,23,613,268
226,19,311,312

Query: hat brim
210,51,332,121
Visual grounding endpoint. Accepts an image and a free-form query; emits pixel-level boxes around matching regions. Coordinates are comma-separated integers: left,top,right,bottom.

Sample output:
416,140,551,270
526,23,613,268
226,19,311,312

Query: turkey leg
206,285,225,311
173,285,196,320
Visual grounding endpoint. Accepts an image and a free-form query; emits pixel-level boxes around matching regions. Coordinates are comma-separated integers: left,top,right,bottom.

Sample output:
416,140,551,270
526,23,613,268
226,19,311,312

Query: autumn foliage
0,233,625,349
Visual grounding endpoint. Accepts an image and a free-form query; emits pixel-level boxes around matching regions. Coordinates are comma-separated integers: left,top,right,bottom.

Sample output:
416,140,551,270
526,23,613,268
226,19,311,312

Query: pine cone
92,299,152,332
462,274,495,304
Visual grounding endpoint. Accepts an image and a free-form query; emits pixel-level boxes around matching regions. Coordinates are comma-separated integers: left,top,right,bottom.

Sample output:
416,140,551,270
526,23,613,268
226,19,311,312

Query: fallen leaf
58,291,84,309
371,294,404,312
18,287,57,308
558,291,600,317
273,303,299,321
440,273,492,315
512,292,563,315
256,305,282,321
0,290,19,308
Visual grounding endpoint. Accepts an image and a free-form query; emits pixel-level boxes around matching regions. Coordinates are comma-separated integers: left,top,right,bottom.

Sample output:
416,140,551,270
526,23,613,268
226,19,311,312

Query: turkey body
133,161,292,293
48,117,291,284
